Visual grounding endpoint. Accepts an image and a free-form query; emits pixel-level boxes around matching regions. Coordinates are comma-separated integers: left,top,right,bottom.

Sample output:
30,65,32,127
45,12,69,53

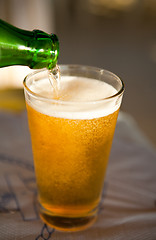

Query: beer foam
28,76,120,119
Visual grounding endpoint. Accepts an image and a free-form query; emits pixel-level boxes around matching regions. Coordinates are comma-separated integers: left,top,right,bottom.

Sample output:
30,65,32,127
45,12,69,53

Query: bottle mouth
48,34,59,69
29,30,59,69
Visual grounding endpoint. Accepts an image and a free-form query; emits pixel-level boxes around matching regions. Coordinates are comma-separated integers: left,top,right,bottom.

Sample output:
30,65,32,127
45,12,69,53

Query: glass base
39,205,97,232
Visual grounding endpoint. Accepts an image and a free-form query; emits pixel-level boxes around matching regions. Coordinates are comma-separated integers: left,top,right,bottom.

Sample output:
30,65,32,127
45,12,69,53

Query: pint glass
23,65,124,231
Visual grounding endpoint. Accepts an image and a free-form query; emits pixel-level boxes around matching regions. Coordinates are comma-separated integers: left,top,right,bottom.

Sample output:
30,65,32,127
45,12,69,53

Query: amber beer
24,65,124,231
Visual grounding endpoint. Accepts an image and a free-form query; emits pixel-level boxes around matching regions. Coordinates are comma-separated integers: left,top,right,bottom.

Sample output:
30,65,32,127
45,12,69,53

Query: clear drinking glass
23,65,124,232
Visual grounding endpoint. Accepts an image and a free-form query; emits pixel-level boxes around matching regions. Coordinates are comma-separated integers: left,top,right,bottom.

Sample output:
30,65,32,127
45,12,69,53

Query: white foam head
27,76,121,119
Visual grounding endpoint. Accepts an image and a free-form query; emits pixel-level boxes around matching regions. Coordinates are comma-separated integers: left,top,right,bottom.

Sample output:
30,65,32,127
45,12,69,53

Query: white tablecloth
0,111,156,240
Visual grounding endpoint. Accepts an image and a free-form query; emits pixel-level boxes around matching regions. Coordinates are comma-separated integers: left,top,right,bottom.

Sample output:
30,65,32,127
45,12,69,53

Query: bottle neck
0,19,59,69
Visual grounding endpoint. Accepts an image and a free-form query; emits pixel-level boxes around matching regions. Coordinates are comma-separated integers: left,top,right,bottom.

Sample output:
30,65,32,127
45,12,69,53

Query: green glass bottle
0,19,59,69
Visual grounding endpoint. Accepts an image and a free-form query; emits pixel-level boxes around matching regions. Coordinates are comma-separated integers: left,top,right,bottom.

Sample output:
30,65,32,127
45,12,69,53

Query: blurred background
0,0,156,146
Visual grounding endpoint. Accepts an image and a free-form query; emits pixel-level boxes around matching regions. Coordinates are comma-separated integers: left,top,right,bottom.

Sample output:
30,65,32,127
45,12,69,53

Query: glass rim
23,64,125,105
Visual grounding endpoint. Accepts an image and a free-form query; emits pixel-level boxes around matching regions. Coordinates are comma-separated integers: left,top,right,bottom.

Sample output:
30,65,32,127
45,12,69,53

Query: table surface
0,111,156,240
